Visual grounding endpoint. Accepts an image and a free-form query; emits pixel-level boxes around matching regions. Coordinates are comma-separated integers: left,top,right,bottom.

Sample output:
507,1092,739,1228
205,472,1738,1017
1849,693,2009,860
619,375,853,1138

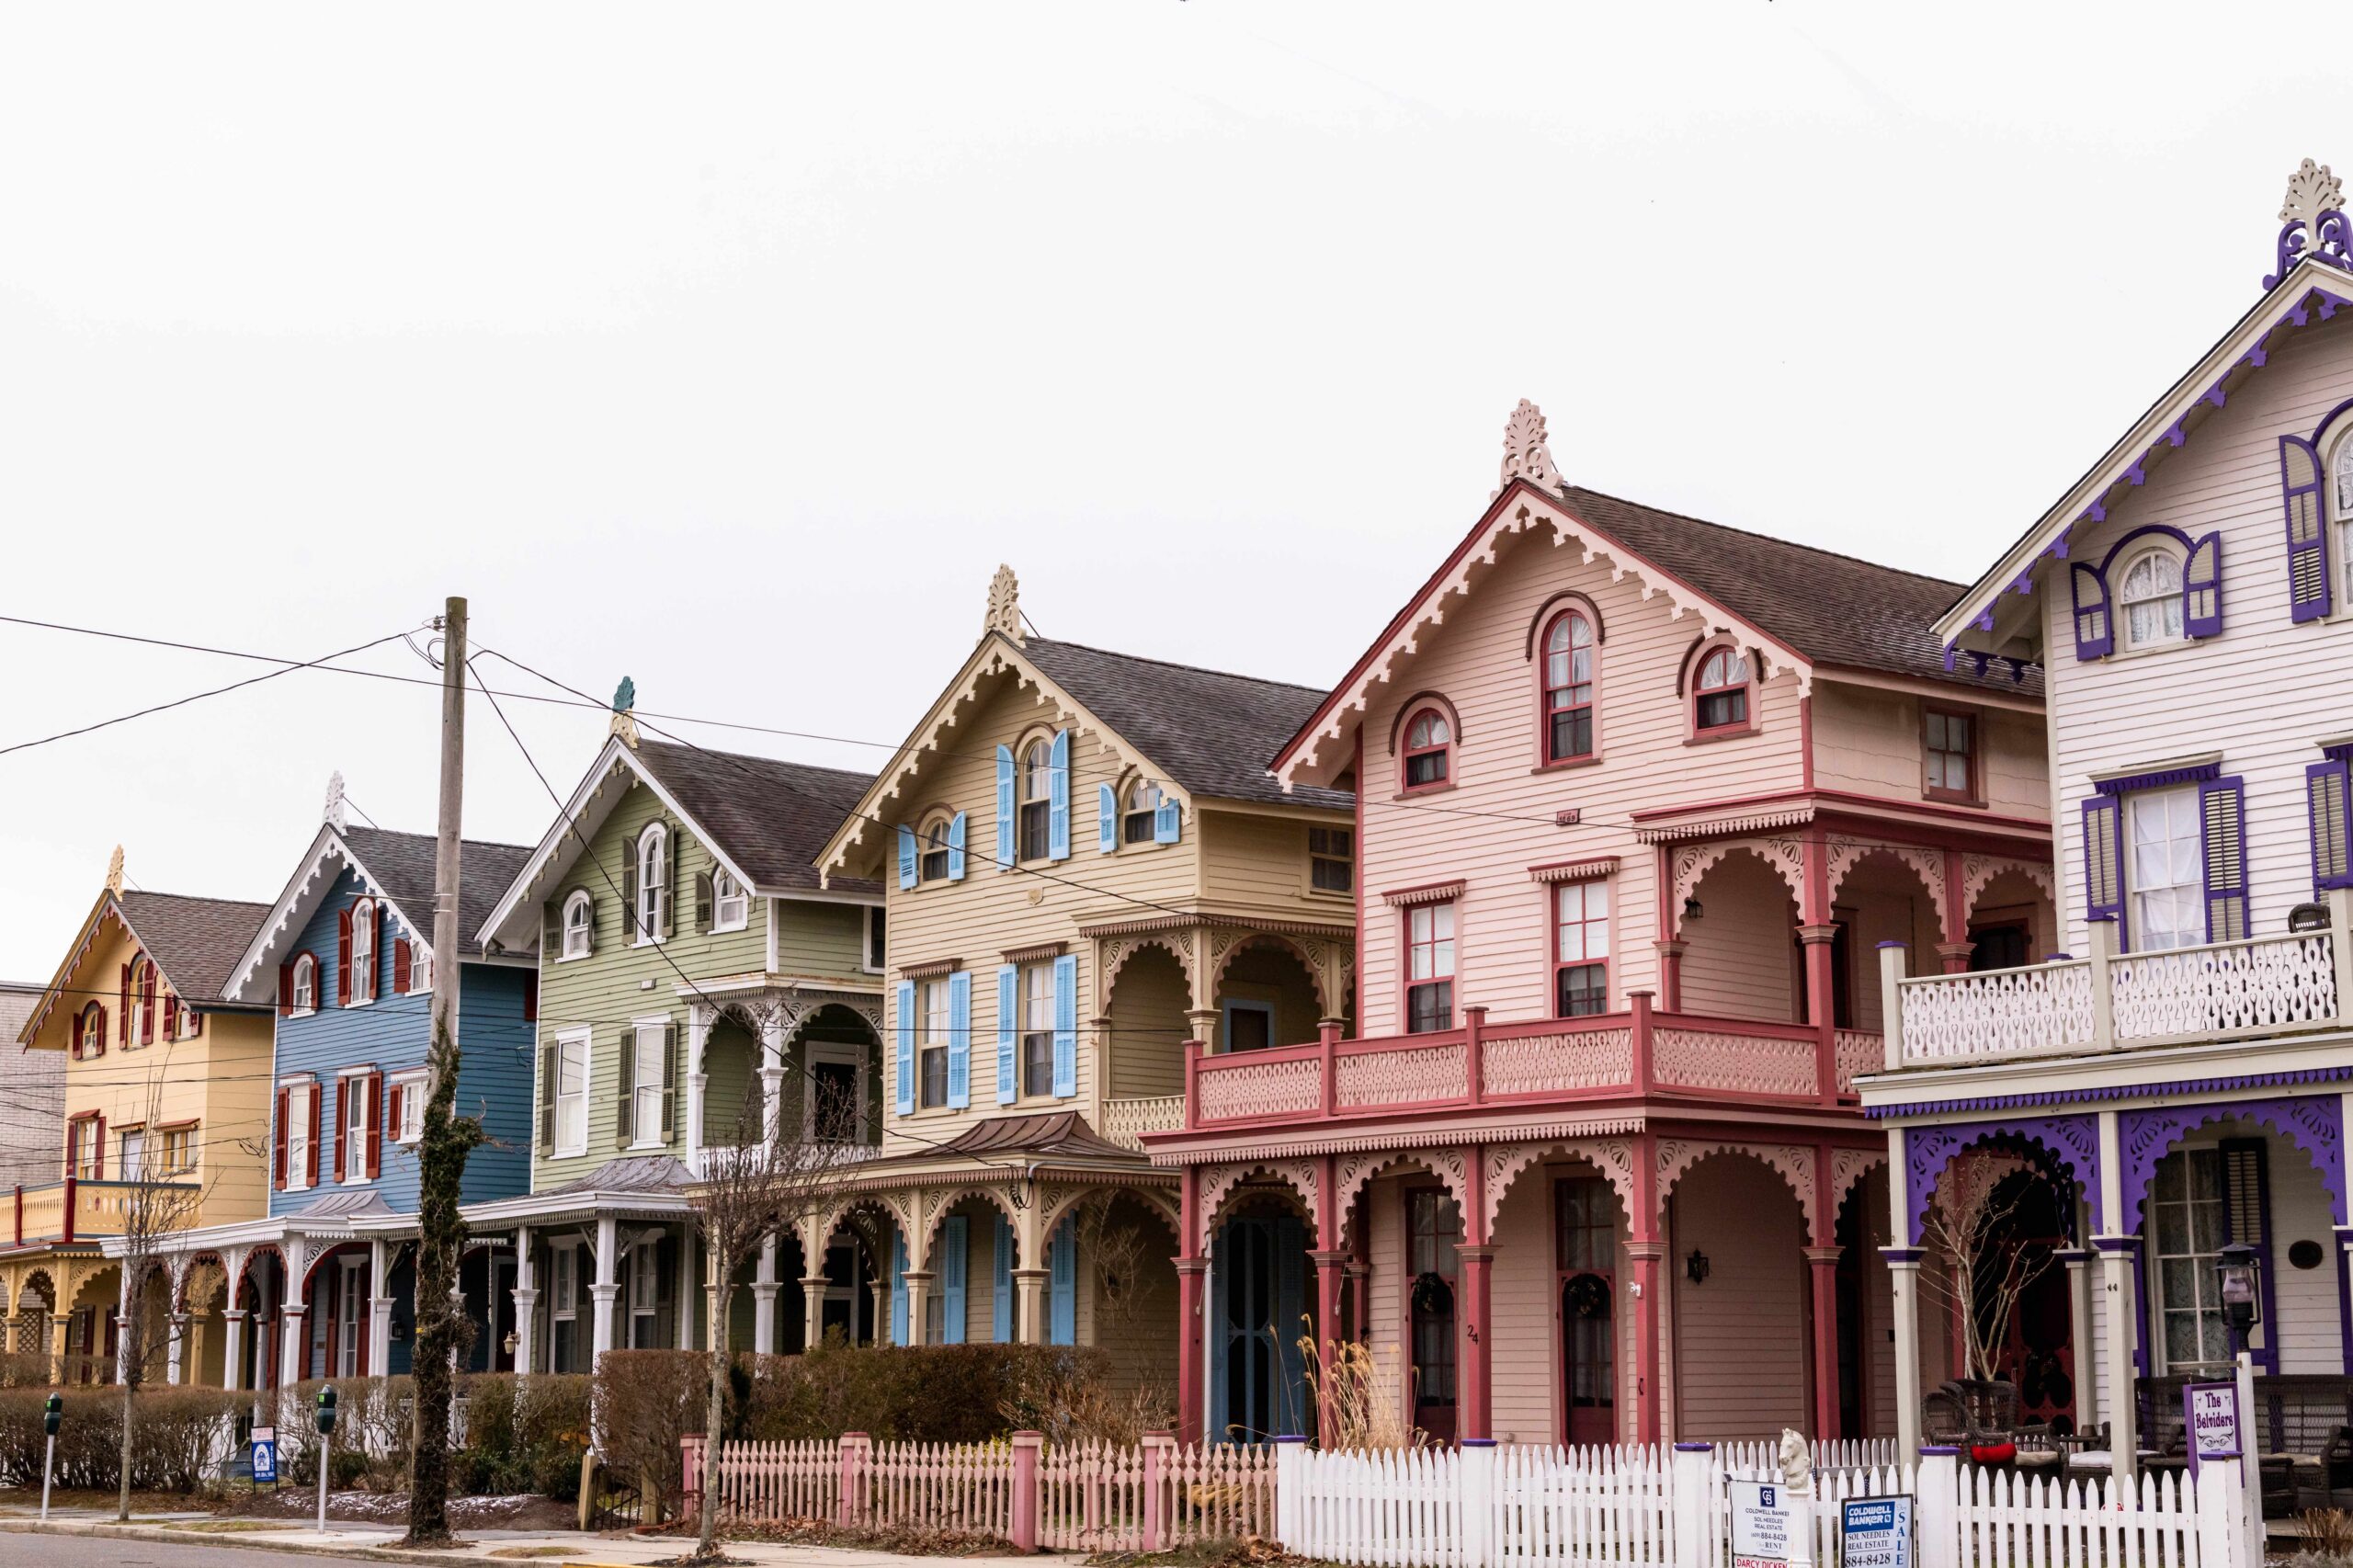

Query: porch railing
1178,995,1876,1131
1882,892,2353,1070
10,1176,199,1245
1101,1096,1186,1151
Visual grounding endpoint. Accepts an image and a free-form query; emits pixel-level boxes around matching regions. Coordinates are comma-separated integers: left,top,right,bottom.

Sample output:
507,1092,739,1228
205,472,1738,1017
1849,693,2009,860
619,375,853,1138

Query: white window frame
710,869,749,933
805,1038,867,1142
389,1069,427,1145
335,1256,366,1378
2151,1146,2231,1376
551,1244,579,1318
552,1028,591,1158
348,903,376,1006
2127,785,2204,952
340,1068,372,1184
625,1242,661,1346
920,978,951,1108
635,824,668,946
562,891,594,960
410,940,434,994
291,954,317,1017
630,1019,668,1149
128,957,152,1046
282,1079,316,1191
79,1006,105,1057
119,1127,146,1183
861,905,887,974
2116,543,2187,653
2335,433,2353,605
156,1124,194,1175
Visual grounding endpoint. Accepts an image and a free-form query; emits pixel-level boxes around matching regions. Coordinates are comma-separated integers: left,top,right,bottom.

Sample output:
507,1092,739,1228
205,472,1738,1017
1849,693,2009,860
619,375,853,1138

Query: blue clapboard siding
267,864,534,1216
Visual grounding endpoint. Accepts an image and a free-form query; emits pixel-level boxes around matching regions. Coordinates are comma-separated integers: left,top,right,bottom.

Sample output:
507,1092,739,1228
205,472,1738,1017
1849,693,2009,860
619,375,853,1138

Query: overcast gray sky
0,3,2331,976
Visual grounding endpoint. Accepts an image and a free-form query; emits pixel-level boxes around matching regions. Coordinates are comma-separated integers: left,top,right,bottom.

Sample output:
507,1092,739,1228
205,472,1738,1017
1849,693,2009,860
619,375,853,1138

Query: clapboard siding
1488,1175,1557,1445
1811,686,2048,820
1199,809,1357,924
1670,1155,1807,1438
1677,852,1801,1021
2041,312,2353,950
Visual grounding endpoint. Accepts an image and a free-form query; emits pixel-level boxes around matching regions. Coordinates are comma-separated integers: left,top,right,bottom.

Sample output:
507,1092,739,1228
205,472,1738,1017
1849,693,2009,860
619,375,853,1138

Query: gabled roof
20,887,272,1045
478,735,881,952
224,822,536,1004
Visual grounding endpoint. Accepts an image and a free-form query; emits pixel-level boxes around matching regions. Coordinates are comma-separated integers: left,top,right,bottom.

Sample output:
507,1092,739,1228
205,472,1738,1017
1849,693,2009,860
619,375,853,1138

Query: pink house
1145,403,2057,1449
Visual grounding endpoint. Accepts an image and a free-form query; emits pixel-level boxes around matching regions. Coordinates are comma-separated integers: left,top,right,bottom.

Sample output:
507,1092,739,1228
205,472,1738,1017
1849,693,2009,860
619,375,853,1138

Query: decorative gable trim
225,826,437,1005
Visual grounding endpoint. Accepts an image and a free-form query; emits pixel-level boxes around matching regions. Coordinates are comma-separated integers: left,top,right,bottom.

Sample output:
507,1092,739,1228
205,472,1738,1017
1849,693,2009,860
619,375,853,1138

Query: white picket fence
1276,1442,2252,1568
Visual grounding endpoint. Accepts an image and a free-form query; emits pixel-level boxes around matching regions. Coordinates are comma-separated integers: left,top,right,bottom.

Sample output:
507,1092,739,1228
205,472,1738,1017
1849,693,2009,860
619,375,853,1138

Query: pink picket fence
1039,1436,1277,1551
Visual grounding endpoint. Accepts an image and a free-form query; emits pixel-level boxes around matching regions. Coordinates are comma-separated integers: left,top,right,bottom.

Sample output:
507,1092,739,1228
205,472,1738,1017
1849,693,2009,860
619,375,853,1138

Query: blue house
151,781,536,1393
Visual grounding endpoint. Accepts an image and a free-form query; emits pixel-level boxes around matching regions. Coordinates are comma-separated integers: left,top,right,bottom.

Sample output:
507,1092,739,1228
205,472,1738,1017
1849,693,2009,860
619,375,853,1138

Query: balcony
1101,1095,1187,1151
9,1176,202,1247
1175,996,1879,1134
1881,896,2353,1071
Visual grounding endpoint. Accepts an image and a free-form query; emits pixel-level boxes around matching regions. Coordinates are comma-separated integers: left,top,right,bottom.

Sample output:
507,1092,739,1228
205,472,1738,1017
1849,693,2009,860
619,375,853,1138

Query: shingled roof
339,826,535,958
632,742,880,896
117,892,271,1003
1020,638,1355,810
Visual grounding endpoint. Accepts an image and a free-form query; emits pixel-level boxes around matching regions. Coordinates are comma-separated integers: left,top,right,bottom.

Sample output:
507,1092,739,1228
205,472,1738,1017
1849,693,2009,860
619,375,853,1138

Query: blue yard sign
251,1427,278,1484
1841,1495,1913,1568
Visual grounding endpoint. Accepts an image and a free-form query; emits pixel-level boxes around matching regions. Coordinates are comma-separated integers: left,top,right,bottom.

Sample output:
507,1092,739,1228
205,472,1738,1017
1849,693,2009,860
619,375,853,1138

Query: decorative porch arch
813,1192,919,1263
1210,931,1332,1017
1826,840,1949,933
1202,1161,1320,1241
2119,1096,2347,1234
1961,855,2057,918
1903,1115,2100,1246
1670,840,1805,940
1037,1183,1183,1252
1100,934,1193,1010
1481,1138,1638,1238
917,1184,1021,1253
1332,1147,1469,1245
1656,1138,1816,1241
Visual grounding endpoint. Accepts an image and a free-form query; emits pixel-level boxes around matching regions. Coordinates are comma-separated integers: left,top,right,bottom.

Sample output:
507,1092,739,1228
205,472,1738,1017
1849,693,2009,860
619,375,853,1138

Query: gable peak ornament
2267,159,2349,288
985,564,1024,644
1498,399,1563,494
610,676,640,750
323,770,347,831
105,845,125,897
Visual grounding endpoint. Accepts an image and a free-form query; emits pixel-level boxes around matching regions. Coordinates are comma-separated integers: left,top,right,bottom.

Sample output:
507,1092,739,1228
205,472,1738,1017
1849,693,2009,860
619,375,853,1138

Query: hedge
0,1386,245,1492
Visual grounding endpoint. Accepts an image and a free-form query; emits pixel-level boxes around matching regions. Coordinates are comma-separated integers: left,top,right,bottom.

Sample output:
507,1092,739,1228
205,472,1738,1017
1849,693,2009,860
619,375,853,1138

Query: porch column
1886,1250,1925,1458
1175,1259,1208,1446
590,1215,619,1364
1187,1008,1222,1052
511,1226,536,1375
1654,940,1686,1013
2058,1250,2095,1426
49,1313,70,1386
1346,1261,1370,1344
116,1269,134,1385
279,1242,310,1389
1799,923,1840,1106
166,1313,189,1385
1803,1247,1841,1438
686,1005,711,1176
1456,1245,1495,1441
759,1014,787,1147
1630,1129,1664,1444
367,1239,392,1379
801,1276,828,1349
1014,1269,1050,1346
1934,943,1973,975
676,1227,698,1350
2094,1108,2137,1476
1938,848,1971,972
900,1272,934,1346
222,1310,247,1393
754,1236,779,1355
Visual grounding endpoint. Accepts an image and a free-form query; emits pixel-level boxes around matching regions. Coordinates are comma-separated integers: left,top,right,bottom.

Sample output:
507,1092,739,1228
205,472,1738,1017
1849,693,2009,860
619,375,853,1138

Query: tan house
812,569,1355,1396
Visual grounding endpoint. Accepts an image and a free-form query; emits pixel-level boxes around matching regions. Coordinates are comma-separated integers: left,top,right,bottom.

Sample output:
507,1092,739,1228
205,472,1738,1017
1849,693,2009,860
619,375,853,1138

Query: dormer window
1402,708,1452,790
2117,545,2185,651
562,891,595,959
635,823,669,943
1122,779,1165,846
1693,646,1751,733
291,954,318,1015
1541,610,1596,762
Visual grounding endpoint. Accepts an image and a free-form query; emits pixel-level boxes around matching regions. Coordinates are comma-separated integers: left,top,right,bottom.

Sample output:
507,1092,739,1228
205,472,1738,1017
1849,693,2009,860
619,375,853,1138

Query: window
343,1076,370,1182
551,1246,579,1373
1542,611,1596,762
711,870,749,931
1224,1000,1274,1052
636,824,668,942
864,906,887,972
119,1128,145,1182
1554,881,1609,1017
1405,902,1456,1034
1123,779,1165,846
562,892,593,959
2151,1148,2228,1375
1693,646,1750,732
810,1054,861,1142
1401,709,1451,790
1309,827,1353,893
391,1073,426,1143
921,979,951,1108
2128,787,2203,950
919,815,952,883
76,1004,105,1059
126,956,154,1046
1406,1188,1462,1414
291,954,317,1015
631,1022,667,1146
2336,437,2353,593
626,1245,661,1347
553,1031,589,1155
1925,708,1975,801
348,903,376,1006
284,1085,313,1189
157,1125,193,1175
410,942,434,994
70,1117,100,1180
1021,963,1055,1097
1019,741,1053,861
2117,547,2186,651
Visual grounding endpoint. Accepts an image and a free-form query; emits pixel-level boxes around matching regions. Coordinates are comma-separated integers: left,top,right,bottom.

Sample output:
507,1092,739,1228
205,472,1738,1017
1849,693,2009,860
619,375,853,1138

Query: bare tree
1068,1192,1151,1325
108,1067,221,1521
1918,1148,2059,1382
685,1043,861,1562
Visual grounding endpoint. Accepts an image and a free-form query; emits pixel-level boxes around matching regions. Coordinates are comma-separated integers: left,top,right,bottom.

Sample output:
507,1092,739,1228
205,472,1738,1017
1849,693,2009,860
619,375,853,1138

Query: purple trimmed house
1861,160,2353,1496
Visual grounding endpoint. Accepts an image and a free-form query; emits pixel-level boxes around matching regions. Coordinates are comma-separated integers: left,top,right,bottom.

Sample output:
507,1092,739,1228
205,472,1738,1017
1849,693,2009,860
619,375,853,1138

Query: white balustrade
2111,931,2337,1040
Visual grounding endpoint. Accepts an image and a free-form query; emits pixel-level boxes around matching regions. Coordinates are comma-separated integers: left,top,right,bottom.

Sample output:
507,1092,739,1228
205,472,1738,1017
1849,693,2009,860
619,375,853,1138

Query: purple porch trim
1904,1116,2100,1246
2095,760,2222,797
1867,1063,2353,1119
2118,1096,2347,1234
2092,1235,2142,1254
1880,1247,1925,1264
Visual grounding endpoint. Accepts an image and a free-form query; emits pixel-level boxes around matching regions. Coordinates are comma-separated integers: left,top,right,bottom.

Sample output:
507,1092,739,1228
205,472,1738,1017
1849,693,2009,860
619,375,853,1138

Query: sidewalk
0,1511,1043,1568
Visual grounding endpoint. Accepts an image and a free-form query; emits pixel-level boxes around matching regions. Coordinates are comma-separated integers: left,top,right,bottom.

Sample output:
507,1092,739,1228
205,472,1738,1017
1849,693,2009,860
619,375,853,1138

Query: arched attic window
1400,706,1454,790
2116,543,2187,652
1540,608,1597,762
1692,643,1752,734
562,890,595,959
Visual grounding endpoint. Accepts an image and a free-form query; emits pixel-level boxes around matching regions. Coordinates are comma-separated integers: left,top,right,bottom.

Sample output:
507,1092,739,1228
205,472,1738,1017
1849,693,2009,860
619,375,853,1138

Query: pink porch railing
683,1430,1274,1551
1183,994,1881,1131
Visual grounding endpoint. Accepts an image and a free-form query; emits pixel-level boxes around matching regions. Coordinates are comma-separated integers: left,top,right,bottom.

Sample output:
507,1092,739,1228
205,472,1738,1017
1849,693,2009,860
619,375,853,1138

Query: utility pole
405,597,480,1548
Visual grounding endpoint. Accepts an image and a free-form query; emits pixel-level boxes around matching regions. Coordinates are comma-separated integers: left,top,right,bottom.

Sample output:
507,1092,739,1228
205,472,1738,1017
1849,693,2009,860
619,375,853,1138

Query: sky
0,2,2338,976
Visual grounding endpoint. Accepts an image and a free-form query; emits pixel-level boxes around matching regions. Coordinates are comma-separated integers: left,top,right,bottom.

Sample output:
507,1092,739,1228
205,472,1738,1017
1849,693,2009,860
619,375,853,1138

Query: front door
1406,1187,1462,1442
1556,1176,1618,1444
335,1256,366,1377
1211,1212,1307,1442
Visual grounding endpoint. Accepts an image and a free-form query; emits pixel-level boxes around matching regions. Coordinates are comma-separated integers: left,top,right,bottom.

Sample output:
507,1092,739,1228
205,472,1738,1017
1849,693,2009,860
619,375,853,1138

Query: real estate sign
251,1426,278,1483
1731,1481,1812,1568
1840,1495,1912,1568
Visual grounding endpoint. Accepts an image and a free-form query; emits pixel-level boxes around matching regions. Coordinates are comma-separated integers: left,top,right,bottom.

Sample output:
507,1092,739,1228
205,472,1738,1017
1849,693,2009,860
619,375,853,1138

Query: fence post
2196,1451,2249,1568
1672,1443,1714,1568
1915,1447,1959,1568
1010,1430,1042,1554
1142,1429,1173,1551
681,1434,706,1519
1273,1435,1307,1556
1461,1438,1496,1568
839,1432,869,1528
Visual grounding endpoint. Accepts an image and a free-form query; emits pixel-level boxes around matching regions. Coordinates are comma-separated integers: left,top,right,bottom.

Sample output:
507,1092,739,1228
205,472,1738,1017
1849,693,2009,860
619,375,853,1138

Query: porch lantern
2215,1241,2261,1348
1685,1249,1711,1286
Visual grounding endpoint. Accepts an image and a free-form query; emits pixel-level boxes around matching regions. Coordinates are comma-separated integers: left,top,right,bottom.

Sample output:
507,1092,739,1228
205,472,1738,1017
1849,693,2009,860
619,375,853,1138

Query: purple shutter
2069,562,2113,659
2199,777,2248,942
2082,795,2123,923
2310,759,2352,890
2282,435,2332,621
2184,531,2222,638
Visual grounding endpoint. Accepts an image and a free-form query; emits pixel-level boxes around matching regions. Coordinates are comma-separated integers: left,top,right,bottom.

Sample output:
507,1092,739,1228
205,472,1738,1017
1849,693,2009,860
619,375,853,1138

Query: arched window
76,1002,106,1059
2117,546,2185,651
1019,739,1053,860
1541,610,1596,762
128,955,155,1045
1402,707,1452,790
348,903,376,1005
562,891,594,960
291,953,317,1014
635,823,668,941
1692,645,1751,733
710,869,749,930
1122,778,1165,846
918,812,954,883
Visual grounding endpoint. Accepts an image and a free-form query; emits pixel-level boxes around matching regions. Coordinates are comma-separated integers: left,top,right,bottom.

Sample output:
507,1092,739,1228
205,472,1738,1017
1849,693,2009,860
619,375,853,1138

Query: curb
0,1517,491,1566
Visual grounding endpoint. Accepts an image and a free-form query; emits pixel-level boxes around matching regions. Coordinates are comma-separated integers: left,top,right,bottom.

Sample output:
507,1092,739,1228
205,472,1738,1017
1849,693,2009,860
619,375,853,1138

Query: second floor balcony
8,1176,203,1248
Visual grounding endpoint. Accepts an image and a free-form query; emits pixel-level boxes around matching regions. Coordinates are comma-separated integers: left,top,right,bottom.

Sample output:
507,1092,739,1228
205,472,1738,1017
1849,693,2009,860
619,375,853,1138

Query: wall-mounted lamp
1682,897,1704,923
502,1330,519,1359
1685,1249,1711,1286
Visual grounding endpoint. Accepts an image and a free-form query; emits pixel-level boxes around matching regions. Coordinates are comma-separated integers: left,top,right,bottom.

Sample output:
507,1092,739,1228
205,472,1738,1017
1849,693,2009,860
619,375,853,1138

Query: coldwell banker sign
2184,1381,2241,1475
1731,1481,1812,1568
1841,1495,1913,1568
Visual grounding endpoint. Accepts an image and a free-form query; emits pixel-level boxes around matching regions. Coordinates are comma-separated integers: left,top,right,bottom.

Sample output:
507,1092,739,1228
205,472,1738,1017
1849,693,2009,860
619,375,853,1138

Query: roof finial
610,676,641,749
104,845,124,897
324,770,347,831
985,564,1024,645
2267,159,2348,289
1498,399,1563,494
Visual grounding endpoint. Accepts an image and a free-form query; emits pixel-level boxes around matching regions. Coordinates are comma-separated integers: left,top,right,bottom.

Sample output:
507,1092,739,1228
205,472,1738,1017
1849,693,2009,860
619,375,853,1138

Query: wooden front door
1407,1187,1462,1442
1211,1212,1308,1442
1557,1176,1619,1445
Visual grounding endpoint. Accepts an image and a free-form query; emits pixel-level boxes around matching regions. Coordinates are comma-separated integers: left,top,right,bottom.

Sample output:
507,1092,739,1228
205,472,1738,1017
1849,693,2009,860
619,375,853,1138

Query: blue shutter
995,964,1018,1105
1047,730,1071,861
2082,797,2123,925
2184,532,2223,639
940,1215,968,1345
1098,783,1118,854
894,981,915,1117
2309,760,2352,890
896,825,917,892
995,746,1017,868
1154,792,1180,845
2283,435,2333,621
890,1230,908,1346
1051,952,1077,1098
947,812,967,881
947,970,972,1109
2200,778,2249,942
1049,1219,1076,1346
2069,562,2113,660
993,1214,1014,1342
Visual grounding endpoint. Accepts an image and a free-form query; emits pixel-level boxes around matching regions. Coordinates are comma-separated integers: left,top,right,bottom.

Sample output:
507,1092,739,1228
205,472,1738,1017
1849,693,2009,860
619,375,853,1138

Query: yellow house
2,850,271,1385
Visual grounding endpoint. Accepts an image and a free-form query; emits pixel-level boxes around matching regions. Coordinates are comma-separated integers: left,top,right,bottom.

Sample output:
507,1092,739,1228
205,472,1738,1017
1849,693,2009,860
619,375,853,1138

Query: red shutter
64,1120,75,1180
162,993,178,1040
188,1010,200,1040
367,1074,382,1178
307,1087,322,1187
523,972,539,1024
337,907,353,1007
279,963,294,1017
93,1115,105,1180
119,964,131,1041
392,939,412,994
141,968,156,1044
386,1083,402,1145
273,1091,289,1189
331,1079,345,1184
